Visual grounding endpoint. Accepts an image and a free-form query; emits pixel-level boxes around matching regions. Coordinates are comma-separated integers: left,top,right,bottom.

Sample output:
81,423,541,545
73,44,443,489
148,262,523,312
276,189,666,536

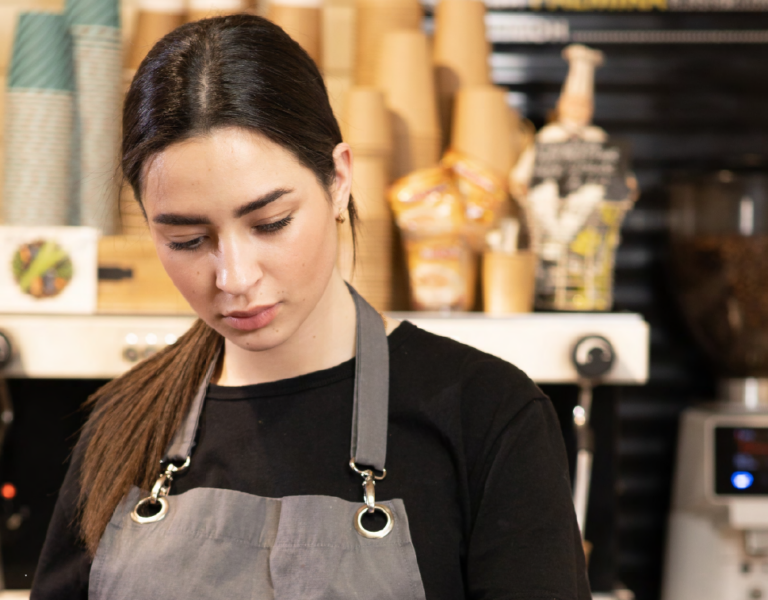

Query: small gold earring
336,213,346,224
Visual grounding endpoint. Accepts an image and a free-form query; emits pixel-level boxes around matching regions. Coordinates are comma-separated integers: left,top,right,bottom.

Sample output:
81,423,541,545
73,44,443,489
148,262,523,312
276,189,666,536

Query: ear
330,143,353,218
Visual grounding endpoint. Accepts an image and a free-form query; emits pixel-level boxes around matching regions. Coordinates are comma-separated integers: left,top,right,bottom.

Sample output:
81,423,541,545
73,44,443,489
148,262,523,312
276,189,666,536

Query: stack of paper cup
354,0,422,86
66,0,122,233
188,0,246,22
340,86,392,174
376,30,440,180
452,85,522,183
3,12,75,226
433,0,490,150
268,0,321,65
128,0,185,70
337,86,393,311
322,0,356,118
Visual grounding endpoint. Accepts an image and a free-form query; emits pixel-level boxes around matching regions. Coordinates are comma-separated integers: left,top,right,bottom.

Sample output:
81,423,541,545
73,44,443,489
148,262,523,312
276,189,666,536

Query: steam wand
570,335,615,539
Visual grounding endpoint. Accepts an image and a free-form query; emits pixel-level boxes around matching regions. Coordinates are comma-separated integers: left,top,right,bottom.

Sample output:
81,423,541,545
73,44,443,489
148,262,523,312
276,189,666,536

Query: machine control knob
123,347,140,363
0,331,12,370
572,335,615,380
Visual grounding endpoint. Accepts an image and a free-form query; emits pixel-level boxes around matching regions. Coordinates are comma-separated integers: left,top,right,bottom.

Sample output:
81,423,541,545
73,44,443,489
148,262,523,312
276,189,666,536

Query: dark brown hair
79,14,356,554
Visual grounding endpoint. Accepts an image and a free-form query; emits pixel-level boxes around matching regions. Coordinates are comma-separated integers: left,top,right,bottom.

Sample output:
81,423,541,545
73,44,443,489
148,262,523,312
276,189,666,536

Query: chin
204,313,293,353
226,328,289,352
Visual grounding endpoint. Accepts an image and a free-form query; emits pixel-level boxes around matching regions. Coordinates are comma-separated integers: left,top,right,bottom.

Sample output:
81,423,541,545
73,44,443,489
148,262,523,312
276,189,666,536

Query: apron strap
165,349,220,464
163,285,390,473
348,285,389,473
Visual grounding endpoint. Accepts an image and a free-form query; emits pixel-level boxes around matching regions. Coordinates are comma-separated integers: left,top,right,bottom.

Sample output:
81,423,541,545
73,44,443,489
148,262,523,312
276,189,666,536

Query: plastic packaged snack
388,167,465,237
441,150,506,228
404,235,475,311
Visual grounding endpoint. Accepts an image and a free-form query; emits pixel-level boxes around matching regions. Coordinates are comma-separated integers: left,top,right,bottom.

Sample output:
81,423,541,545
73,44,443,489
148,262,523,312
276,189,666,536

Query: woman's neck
215,273,358,387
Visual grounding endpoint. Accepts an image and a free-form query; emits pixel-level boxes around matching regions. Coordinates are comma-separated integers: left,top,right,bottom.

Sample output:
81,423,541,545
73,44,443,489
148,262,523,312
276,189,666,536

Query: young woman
31,15,589,600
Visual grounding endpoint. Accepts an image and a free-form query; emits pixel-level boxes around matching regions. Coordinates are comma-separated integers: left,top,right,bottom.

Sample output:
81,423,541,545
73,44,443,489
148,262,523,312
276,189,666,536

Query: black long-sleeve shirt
32,320,590,599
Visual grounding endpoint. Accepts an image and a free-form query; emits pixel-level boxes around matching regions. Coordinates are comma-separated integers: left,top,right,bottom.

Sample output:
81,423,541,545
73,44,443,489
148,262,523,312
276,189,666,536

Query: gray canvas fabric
89,288,425,600
91,489,425,600
165,350,220,463
348,285,389,472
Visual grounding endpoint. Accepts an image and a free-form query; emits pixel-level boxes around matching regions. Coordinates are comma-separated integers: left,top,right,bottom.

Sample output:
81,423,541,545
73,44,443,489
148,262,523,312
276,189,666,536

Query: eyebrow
233,188,292,218
152,187,294,226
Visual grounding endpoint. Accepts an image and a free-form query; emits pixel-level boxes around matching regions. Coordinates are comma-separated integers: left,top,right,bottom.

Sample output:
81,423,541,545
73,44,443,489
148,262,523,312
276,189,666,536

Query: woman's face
142,126,351,352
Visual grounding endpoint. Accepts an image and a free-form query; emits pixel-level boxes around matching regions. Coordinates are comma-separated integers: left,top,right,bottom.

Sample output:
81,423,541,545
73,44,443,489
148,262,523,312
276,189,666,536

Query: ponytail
78,319,222,555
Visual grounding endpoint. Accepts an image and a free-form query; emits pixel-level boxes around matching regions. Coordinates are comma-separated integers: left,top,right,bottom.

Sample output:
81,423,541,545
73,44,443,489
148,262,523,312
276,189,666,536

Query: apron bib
89,288,427,600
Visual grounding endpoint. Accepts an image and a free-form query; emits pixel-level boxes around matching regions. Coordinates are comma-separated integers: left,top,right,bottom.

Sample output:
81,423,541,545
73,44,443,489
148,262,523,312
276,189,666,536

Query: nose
214,234,263,296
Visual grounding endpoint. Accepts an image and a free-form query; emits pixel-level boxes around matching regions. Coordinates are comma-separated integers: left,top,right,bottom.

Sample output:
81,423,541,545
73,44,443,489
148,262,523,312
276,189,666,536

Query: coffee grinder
662,168,768,600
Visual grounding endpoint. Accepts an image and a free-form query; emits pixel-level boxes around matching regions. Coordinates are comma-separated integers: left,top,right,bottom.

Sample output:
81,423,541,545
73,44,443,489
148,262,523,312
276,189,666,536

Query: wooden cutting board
97,235,194,315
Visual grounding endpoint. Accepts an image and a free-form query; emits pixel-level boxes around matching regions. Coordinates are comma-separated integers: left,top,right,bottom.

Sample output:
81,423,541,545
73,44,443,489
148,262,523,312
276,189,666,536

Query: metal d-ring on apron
89,286,427,600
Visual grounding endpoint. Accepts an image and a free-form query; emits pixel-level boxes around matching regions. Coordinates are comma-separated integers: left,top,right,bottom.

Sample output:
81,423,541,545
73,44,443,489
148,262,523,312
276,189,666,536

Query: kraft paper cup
389,134,440,180
377,30,439,137
354,0,422,86
321,2,355,74
433,0,490,149
350,155,390,220
339,142,393,297
3,12,75,226
268,1,322,65
337,215,393,311
377,30,440,178
482,250,536,314
188,0,246,22
452,85,516,181
434,0,490,86
342,86,392,157
128,0,185,69
325,74,353,121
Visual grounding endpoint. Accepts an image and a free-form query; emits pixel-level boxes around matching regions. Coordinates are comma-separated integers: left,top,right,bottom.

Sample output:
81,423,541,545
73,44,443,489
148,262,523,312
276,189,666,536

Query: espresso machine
663,168,768,600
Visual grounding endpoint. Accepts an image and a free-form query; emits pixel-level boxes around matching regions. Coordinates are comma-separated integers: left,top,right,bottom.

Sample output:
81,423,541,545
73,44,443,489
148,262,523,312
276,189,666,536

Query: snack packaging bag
388,167,464,237
404,235,475,311
441,150,506,228
442,150,507,252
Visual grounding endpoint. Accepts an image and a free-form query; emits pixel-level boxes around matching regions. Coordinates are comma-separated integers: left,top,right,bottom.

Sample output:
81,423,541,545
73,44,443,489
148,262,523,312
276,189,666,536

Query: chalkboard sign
531,139,633,202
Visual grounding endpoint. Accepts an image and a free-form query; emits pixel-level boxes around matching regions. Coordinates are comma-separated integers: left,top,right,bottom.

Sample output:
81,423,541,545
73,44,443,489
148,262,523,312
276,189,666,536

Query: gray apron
89,288,428,600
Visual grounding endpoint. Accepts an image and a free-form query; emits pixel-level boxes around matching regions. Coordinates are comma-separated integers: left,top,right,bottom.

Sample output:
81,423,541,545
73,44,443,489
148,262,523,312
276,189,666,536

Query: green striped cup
9,12,74,92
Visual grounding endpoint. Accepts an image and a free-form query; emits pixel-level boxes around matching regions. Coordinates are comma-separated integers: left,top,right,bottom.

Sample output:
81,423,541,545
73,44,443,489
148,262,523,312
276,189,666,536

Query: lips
222,303,280,331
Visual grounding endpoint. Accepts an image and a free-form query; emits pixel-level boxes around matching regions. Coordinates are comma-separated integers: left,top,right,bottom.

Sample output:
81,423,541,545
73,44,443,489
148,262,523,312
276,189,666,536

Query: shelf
0,312,648,384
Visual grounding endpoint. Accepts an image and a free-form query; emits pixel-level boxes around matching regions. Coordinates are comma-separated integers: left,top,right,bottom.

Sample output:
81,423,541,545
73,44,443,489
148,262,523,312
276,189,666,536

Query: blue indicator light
732,472,754,490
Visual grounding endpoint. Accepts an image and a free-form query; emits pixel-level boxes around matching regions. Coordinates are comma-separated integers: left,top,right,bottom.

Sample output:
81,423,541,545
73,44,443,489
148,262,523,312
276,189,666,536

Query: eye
255,215,293,234
167,237,205,251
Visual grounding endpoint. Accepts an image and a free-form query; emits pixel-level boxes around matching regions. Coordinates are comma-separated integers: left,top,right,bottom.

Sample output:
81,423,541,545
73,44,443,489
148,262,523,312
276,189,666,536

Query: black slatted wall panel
481,10,768,600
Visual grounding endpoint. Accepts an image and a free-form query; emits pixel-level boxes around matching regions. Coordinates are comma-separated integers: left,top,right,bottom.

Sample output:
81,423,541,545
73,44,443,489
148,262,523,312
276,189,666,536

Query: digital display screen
715,427,768,495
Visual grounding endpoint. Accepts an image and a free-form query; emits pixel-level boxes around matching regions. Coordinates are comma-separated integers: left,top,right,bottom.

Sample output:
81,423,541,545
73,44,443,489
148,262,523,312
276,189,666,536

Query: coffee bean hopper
662,168,768,600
